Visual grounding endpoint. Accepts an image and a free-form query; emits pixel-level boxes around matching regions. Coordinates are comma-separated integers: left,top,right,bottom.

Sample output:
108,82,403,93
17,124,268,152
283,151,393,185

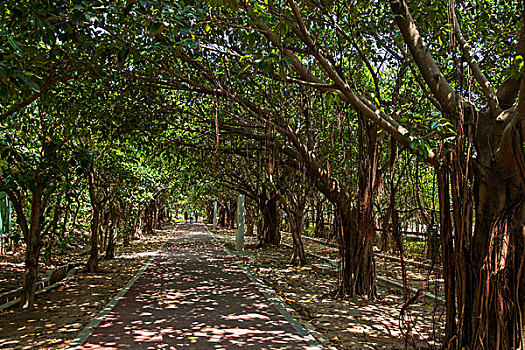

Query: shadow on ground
80,225,317,349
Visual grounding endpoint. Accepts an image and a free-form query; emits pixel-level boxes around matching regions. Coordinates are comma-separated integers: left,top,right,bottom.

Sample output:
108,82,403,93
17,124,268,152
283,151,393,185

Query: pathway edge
64,228,173,350
203,223,332,350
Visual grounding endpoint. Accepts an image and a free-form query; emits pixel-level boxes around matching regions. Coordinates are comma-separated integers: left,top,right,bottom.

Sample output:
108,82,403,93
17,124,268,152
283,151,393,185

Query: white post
212,201,218,229
236,194,245,252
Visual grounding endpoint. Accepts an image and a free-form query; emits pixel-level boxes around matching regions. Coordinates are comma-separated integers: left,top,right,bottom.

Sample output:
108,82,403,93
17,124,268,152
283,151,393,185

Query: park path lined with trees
0,0,524,349
69,223,321,350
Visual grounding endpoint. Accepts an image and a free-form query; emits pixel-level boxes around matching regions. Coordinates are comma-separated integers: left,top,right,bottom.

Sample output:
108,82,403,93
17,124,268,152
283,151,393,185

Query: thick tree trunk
457,166,525,349
258,194,280,246
336,205,377,299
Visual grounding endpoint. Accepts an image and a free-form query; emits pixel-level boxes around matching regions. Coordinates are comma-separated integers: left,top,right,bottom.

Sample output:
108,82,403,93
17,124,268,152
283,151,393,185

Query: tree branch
390,0,459,117
453,14,499,112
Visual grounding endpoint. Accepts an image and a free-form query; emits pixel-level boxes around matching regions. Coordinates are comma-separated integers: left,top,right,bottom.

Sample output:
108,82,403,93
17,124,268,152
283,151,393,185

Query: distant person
184,211,188,223
190,214,194,224
195,212,199,223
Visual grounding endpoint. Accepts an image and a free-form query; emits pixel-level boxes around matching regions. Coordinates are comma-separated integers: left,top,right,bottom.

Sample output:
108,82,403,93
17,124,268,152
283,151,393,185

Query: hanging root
516,227,525,350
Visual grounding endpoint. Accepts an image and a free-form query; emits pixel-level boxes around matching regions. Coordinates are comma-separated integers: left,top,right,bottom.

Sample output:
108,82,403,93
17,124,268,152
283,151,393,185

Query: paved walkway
70,224,321,349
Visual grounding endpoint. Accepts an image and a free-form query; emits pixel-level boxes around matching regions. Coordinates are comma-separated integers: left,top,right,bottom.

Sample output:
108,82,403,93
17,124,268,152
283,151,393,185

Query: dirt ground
0,226,174,350
0,224,444,349
211,227,445,350
0,247,85,294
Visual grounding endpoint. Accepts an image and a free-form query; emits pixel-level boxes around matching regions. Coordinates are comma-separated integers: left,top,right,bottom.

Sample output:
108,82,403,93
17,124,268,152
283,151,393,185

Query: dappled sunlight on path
77,224,319,349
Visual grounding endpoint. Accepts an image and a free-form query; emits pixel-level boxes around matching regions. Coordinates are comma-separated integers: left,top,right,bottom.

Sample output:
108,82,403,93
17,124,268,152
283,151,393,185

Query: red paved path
77,224,321,349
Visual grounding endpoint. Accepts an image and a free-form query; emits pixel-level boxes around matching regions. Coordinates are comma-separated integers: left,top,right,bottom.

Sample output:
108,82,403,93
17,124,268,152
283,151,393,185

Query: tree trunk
86,165,100,273
314,198,326,239
123,219,131,247
380,208,392,253
143,202,155,235
258,194,280,246
218,205,226,227
226,198,236,229
20,183,44,309
336,204,377,299
134,206,142,239
457,164,525,349
153,198,160,229
100,209,110,253
437,166,457,345
289,207,307,266
105,204,118,259
206,202,214,224
121,202,131,247
425,225,440,264
246,201,254,236
156,199,165,228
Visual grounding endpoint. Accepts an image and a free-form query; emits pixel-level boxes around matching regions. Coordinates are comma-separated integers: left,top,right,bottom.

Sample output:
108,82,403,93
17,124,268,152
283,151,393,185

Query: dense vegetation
1,1,524,349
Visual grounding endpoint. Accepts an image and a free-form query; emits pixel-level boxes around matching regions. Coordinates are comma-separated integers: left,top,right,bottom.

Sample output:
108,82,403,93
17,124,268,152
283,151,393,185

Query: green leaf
0,23,7,37
515,55,524,68
7,37,21,54
515,55,524,75
17,72,40,92
207,0,224,7
149,22,164,36
279,66,287,80
118,45,130,63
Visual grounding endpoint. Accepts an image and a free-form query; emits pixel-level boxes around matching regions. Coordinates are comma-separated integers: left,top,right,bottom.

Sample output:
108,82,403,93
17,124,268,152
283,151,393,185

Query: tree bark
218,203,226,227
458,157,525,349
246,200,255,236
314,197,326,239
258,193,280,246
100,209,110,253
86,164,100,273
20,182,44,309
336,204,377,299
143,201,155,235
335,115,379,299
105,204,118,259
380,208,392,253
226,198,237,229
289,206,307,266
437,166,457,345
